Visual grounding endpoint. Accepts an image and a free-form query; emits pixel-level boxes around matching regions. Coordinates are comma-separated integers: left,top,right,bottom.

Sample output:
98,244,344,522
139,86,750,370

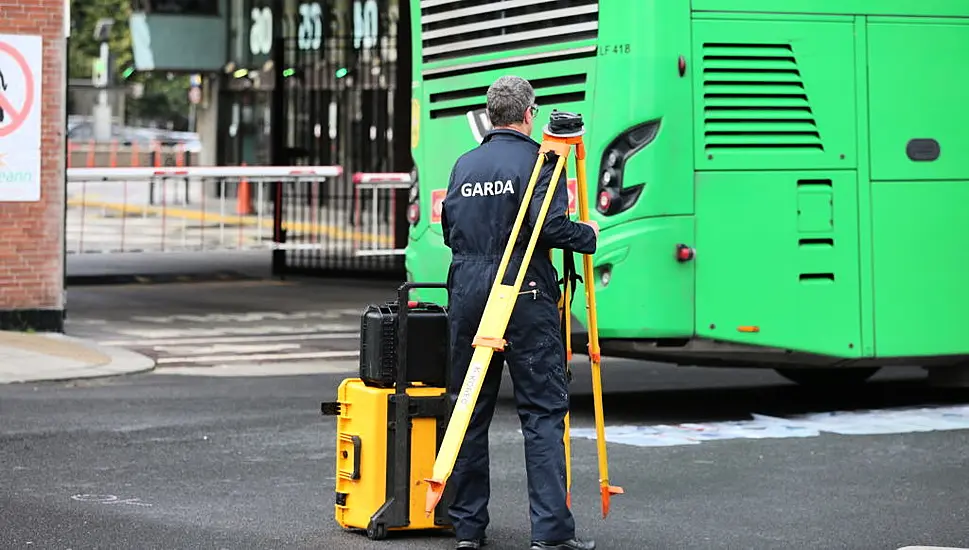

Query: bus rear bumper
596,336,969,370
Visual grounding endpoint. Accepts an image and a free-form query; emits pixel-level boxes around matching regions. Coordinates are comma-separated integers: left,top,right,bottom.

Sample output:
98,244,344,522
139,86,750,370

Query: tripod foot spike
600,485,624,518
425,479,446,516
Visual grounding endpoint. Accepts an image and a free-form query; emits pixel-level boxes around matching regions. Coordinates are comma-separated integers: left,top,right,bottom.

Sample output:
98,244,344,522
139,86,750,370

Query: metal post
62,1,70,316
92,19,114,142
391,0,412,269
270,0,287,276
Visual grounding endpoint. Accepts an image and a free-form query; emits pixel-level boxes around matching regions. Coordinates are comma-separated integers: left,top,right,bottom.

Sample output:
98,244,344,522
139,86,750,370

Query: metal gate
269,0,411,278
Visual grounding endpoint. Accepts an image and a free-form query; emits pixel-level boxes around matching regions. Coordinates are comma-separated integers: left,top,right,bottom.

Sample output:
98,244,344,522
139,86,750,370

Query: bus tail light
407,162,420,225
598,189,618,213
599,265,612,287
596,120,660,216
676,244,695,262
406,203,420,224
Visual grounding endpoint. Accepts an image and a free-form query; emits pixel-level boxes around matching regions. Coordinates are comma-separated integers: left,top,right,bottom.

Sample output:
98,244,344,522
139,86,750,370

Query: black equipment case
358,290,449,389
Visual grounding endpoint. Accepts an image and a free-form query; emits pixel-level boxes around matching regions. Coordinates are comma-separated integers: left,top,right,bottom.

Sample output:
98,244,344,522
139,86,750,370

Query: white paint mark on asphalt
71,494,152,507
114,323,358,339
155,350,359,364
567,404,969,448
130,311,360,324
156,359,359,377
152,343,303,355
69,318,108,325
98,332,359,347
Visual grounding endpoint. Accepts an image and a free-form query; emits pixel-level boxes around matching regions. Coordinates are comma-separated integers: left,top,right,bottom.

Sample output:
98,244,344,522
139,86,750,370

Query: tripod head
544,109,585,138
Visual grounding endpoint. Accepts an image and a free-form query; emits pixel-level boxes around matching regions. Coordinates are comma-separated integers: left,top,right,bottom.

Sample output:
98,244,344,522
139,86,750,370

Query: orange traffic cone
237,162,251,215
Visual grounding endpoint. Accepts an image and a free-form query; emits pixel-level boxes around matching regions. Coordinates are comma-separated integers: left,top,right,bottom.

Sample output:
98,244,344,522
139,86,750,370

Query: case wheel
366,521,387,540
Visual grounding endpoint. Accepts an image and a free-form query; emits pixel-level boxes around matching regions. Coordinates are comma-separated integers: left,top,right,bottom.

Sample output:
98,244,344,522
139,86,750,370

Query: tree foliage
69,0,190,128
68,0,133,79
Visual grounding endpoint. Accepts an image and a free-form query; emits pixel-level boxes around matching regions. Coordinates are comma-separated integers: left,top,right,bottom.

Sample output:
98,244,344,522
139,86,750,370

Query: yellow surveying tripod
424,110,623,520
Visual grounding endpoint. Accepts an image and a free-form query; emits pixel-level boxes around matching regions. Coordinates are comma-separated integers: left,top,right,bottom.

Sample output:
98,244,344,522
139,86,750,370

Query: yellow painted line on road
67,198,394,246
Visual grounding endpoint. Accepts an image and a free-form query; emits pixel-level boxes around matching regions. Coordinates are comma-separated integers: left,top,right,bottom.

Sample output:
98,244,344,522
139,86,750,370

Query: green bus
403,0,969,386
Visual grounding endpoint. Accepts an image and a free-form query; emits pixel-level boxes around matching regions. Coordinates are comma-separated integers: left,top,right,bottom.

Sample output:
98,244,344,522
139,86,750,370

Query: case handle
350,435,361,480
338,434,363,480
394,282,448,391
396,282,447,312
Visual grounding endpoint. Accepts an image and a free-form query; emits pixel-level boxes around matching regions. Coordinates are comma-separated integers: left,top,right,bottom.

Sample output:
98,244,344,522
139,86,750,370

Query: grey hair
486,75,535,128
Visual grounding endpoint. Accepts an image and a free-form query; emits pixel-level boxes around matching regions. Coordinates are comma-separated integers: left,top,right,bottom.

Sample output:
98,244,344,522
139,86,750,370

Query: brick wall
0,0,66,331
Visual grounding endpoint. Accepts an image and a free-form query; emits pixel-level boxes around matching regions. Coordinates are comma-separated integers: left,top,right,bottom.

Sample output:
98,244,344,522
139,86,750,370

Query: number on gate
298,2,323,51
353,0,378,50
250,6,273,55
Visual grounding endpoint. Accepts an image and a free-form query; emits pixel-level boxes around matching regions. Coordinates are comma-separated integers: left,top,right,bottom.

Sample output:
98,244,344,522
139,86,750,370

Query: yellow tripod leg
558,209,574,510
564,285,573,509
574,151,623,518
565,411,572,509
425,151,570,515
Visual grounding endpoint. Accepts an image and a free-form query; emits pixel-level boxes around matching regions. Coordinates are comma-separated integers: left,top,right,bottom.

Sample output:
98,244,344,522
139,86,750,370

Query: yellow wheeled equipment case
321,282,454,540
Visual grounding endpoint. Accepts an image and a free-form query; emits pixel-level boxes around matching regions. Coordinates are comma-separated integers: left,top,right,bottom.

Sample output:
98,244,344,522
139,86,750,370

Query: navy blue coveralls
440,128,597,543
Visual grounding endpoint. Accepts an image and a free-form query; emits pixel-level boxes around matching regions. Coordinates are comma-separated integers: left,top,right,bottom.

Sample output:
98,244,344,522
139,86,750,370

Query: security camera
93,18,114,42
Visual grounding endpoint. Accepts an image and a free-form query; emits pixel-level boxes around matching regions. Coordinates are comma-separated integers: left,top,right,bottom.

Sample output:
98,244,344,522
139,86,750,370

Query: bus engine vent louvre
420,0,599,65
428,73,588,119
701,42,824,152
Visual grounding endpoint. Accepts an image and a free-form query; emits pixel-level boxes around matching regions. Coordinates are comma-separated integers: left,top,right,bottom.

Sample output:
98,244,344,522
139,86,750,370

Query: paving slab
0,331,155,384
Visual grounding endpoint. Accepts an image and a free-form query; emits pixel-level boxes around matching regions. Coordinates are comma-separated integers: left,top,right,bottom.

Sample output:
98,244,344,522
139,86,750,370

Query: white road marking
155,359,360,377
71,494,152,507
130,311,359,324
69,318,109,325
88,310,368,368
113,323,358,338
567,404,969,448
151,343,304,355
155,350,359,364
98,332,359,347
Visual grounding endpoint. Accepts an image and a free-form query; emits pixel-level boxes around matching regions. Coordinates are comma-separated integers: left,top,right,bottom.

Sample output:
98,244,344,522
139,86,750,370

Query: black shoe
530,538,596,550
456,537,488,549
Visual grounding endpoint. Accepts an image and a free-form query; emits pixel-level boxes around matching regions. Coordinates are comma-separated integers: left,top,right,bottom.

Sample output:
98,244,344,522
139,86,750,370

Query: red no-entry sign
0,33,43,202
0,39,36,138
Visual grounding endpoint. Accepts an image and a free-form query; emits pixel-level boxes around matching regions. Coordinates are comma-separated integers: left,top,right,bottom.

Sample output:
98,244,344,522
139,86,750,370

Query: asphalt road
2,363,969,550
64,255,401,372
32,253,969,549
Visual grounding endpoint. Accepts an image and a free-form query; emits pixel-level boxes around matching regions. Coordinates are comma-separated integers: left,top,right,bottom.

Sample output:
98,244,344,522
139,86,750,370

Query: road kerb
0,332,156,385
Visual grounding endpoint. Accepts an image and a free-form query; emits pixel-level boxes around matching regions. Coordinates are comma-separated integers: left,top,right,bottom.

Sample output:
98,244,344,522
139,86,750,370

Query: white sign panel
129,13,156,71
0,34,42,201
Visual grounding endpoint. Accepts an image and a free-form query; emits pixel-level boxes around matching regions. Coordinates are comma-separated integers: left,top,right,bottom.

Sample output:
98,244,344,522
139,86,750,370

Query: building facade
0,0,68,330
126,0,413,275
218,0,410,174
